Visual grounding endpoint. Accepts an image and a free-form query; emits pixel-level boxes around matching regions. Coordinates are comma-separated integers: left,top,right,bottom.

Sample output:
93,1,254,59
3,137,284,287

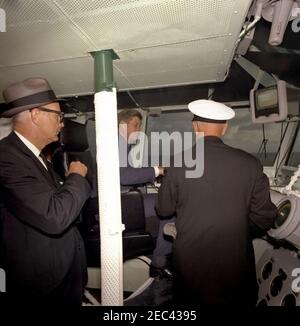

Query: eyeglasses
36,107,64,122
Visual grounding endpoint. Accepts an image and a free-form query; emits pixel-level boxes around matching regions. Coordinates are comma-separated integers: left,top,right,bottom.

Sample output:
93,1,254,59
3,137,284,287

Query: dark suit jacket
119,136,155,186
120,166,155,186
156,136,277,305
0,132,90,297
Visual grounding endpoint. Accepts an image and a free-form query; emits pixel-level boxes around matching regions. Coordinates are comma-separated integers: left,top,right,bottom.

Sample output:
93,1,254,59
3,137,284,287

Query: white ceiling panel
0,0,253,101
115,37,231,81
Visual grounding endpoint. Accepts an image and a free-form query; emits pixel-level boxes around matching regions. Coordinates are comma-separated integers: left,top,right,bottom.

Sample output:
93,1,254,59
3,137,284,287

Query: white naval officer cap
188,99,235,124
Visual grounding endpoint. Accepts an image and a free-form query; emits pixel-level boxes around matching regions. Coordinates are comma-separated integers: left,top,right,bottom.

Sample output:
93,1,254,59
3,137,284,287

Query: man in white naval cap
156,99,277,305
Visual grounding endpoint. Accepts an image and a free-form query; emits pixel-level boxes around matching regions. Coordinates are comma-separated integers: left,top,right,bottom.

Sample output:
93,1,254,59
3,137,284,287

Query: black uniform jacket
156,136,277,304
0,132,90,295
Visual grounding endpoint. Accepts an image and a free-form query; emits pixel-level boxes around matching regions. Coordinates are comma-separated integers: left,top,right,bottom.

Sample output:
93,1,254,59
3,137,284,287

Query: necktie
39,153,58,186
39,152,48,170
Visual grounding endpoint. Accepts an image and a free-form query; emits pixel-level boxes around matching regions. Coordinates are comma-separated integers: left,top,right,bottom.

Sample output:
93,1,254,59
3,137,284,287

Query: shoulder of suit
0,134,32,163
0,135,13,153
224,144,261,168
0,131,16,146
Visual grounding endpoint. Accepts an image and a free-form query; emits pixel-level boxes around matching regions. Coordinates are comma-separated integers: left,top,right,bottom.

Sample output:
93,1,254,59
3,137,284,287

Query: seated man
118,109,174,276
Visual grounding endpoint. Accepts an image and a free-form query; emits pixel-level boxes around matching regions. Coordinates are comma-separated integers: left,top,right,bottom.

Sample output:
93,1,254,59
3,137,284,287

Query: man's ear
192,121,199,132
30,108,40,124
221,122,228,136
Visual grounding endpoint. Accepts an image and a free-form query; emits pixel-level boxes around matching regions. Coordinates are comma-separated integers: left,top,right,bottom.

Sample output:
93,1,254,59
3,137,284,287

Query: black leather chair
54,118,154,267
81,189,155,267
122,189,155,260
55,119,95,188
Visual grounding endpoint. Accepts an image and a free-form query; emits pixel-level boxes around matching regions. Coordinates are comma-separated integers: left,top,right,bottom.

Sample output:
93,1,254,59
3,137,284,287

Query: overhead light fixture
262,0,300,46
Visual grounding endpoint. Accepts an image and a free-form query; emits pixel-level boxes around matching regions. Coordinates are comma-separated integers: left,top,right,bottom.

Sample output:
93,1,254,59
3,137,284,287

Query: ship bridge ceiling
245,20,300,88
0,0,298,111
0,0,252,103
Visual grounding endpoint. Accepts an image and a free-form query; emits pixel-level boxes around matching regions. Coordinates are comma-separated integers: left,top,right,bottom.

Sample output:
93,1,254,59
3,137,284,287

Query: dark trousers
6,251,87,307
143,193,175,268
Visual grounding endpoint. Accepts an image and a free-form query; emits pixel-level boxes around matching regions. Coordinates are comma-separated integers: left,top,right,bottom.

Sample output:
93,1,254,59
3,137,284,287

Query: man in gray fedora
0,78,90,306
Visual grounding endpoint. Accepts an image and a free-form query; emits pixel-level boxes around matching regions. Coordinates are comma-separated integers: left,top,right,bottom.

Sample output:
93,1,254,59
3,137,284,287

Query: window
143,110,193,166
145,108,287,167
223,109,287,166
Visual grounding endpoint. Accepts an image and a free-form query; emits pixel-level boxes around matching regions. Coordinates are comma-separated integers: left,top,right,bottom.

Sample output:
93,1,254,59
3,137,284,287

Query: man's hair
11,111,28,125
118,109,142,124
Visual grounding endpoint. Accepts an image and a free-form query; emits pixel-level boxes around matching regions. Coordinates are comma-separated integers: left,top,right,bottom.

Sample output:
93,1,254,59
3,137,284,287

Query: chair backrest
52,118,154,266
80,189,154,266
53,119,97,193
121,189,145,235
80,189,146,235
60,119,89,152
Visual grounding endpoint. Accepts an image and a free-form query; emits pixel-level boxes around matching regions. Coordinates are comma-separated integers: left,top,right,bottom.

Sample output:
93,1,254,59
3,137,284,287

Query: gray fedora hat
1,77,58,118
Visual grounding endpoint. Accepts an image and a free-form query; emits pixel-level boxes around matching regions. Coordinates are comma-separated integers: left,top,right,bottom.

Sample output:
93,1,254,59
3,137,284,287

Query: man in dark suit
118,109,163,185
156,99,277,305
0,78,91,306
118,109,174,277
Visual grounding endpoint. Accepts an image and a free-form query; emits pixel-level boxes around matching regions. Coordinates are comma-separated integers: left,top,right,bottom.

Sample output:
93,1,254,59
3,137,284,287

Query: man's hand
158,166,165,176
66,161,88,178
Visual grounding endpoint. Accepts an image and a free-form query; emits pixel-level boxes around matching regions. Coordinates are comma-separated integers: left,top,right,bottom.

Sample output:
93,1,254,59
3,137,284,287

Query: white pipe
94,88,124,306
237,0,265,42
